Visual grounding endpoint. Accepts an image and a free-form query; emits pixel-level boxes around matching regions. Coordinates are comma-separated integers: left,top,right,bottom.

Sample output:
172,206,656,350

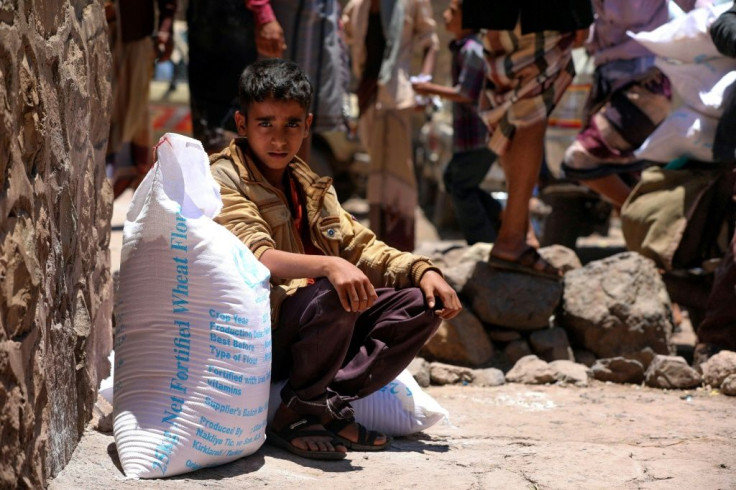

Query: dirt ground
86,189,736,490
50,382,736,489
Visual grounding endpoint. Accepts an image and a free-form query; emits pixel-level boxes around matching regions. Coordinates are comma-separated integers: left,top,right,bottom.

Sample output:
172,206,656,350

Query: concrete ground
88,127,735,490
50,382,736,489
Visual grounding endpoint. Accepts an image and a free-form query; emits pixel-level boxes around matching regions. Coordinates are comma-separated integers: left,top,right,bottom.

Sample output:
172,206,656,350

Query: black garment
461,0,594,34
118,0,177,43
710,1,736,58
187,0,258,153
356,11,386,115
710,1,736,162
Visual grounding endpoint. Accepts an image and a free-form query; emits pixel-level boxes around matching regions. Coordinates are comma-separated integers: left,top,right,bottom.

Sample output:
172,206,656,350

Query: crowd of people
104,0,736,461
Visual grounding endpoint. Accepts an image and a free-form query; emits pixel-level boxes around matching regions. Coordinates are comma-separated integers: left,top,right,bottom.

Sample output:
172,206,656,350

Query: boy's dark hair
238,59,313,115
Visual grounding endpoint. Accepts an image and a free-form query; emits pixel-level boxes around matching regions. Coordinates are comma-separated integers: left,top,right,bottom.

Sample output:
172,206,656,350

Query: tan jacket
210,139,439,327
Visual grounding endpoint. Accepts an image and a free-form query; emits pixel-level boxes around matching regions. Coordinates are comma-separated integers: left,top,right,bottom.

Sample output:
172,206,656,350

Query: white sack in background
655,55,736,118
635,107,719,162
628,3,732,63
114,133,272,479
268,370,449,437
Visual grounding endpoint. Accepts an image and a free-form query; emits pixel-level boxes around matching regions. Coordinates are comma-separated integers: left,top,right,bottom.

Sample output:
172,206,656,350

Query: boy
412,0,502,245
210,59,461,460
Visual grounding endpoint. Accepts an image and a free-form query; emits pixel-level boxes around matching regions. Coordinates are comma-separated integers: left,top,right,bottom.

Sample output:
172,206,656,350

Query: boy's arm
259,249,379,313
412,81,474,103
245,0,285,58
215,180,378,313
337,208,462,319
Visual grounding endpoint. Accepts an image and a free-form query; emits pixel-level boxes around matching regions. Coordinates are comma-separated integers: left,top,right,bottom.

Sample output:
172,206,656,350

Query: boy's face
443,0,462,36
234,98,312,177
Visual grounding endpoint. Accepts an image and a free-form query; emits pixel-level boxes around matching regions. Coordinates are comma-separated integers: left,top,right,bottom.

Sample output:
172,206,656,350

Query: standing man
105,0,176,198
463,1,593,279
343,0,440,252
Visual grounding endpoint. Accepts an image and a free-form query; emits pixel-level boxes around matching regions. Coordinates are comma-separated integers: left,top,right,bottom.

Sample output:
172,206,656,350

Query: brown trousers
273,278,440,420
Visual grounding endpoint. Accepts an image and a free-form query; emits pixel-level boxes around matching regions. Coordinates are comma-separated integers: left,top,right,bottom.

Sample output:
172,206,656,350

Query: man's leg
491,120,547,260
580,174,631,209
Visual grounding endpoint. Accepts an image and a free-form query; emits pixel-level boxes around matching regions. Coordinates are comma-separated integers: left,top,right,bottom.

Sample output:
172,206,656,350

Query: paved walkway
50,383,736,489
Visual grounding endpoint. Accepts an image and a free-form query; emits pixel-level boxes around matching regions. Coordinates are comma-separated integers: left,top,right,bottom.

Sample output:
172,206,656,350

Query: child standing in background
412,0,502,245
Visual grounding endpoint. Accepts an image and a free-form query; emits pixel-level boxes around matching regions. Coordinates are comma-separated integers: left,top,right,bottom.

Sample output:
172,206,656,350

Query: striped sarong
562,58,672,180
479,25,576,157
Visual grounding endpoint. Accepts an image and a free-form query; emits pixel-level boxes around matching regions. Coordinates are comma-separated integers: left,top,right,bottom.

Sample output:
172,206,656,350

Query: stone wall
0,1,113,487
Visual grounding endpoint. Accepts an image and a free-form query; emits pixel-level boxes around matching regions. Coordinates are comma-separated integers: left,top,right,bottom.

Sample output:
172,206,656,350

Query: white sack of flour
114,133,272,478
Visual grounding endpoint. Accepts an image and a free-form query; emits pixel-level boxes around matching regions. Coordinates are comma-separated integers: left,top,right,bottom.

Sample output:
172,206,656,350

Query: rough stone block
422,308,494,367
0,3,113,486
560,252,673,359
464,261,562,330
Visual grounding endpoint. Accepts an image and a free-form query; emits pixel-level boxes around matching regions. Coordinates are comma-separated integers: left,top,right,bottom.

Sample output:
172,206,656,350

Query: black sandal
324,418,392,452
266,416,347,460
488,247,562,281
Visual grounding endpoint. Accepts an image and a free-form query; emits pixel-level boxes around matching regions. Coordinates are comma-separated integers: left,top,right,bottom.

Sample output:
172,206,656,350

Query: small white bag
268,369,449,437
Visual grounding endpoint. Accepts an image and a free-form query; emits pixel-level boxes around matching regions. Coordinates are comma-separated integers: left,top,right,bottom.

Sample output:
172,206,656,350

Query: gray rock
591,358,645,384
421,309,494,367
529,327,574,362
429,362,474,386
560,252,673,359
573,349,597,368
408,358,431,388
721,374,736,396
645,355,702,389
506,355,556,385
464,261,563,330
441,242,493,292
504,339,533,366
700,351,736,388
550,360,591,386
538,245,582,273
624,347,657,370
471,368,506,387
487,326,522,343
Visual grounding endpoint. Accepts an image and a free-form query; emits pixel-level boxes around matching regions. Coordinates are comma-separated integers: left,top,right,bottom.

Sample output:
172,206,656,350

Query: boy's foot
267,404,347,460
323,417,392,451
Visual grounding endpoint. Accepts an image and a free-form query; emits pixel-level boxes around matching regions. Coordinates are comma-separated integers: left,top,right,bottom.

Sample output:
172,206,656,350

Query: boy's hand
419,271,462,320
325,257,378,313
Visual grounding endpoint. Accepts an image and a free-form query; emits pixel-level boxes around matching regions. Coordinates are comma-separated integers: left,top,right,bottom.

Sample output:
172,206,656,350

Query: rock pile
414,243,736,396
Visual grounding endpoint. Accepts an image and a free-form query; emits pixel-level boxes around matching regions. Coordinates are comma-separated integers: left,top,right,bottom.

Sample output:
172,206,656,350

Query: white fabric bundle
268,369,449,437
631,4,736,163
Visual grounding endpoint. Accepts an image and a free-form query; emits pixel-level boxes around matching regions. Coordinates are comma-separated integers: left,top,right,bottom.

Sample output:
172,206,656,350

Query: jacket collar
227,138,334,203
